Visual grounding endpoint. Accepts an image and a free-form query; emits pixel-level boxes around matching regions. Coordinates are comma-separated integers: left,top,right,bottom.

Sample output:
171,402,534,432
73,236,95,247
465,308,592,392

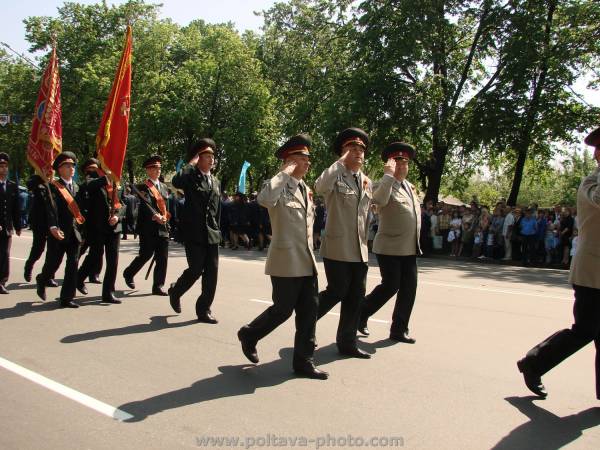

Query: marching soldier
76,166,126,304
35,152,84,307
0,152,21,294
123,155,170,295
517,127,600,399
315,128,372,359
237,134,328,379
358,143,421,343
78,158,104,284
24,173,57,287
168,138,221,323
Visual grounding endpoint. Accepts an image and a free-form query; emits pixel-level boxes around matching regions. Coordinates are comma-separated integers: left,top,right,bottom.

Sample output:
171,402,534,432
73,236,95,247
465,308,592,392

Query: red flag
27,47,62,182
96,25,132,185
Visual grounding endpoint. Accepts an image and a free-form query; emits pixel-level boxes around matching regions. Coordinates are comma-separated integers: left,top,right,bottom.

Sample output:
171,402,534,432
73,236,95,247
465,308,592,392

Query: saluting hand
383,158,396,176
281,160,297,175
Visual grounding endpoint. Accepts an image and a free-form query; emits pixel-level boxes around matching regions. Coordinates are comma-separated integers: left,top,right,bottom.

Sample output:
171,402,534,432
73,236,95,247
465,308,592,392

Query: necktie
298,183,307,205
68,183,73,195
401,181,411,197
353,173,361,195
0,182,5,193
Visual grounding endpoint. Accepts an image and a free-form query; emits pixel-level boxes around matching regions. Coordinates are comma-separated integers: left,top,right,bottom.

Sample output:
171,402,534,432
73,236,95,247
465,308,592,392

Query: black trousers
39,236,80,302
0,233,11,285
25,229,47,274
79,240,104,278
242,275,318,364
124,233,168,289
78,233,120,297
317,258,368,348
522,284,600,398
170,242,219,316
363,254,418,334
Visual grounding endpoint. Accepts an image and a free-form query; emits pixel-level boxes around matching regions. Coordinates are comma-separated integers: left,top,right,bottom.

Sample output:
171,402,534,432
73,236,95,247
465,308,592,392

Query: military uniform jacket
258,172,317,277
371,175,422,256
84,176,126,237
27,175,48,232
315,161,371,262
0,179,21,236
44,179,84,243
171,164,221,245
135,181,170,238
569,167,600,289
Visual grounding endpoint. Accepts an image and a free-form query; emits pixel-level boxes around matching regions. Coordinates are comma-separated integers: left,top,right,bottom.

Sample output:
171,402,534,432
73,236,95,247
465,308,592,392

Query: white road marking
248,298,390,324
0,356,133,421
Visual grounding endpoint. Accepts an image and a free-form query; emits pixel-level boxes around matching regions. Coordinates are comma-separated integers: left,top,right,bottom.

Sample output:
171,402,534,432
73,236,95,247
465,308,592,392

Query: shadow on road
119,345,340,422
61,315,197,343
492,396,600,449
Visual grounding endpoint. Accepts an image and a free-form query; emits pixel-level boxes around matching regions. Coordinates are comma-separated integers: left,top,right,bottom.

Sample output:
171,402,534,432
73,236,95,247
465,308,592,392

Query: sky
1,0,277,56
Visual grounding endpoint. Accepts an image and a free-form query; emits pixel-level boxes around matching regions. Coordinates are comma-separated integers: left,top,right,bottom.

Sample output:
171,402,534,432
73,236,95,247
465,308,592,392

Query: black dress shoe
197,311,218,324
77,280,88,295
123,272,135,289
46,279,59,287
152,287,168,296
517,359,548,398
0,284,8,294
389,331,416,344
101,293,122,304
24,265,32,282
237,328,259,363
36,275,46,301
358,316,370,336
293,363,329,380
168,283,181,313
338,345,371,359
88,275,102,284
60,300,79,308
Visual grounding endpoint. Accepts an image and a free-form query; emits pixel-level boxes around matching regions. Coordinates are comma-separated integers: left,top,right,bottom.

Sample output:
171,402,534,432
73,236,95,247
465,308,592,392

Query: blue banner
237,161,251,194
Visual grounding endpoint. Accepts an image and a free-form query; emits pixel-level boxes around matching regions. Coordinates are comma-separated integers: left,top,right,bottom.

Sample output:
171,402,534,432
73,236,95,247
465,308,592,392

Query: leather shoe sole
123,273,135,289
46,279,59,288
60,301,79,308
237,329,259,364
294,366,329,380
197,313,218,324
88,276,102,284
517,359,547,398
0,285,8,294
77,282,88,295
390,332,416,344
36,277,46,301
338,346,371,359
168,283,181,313
152,288,168,296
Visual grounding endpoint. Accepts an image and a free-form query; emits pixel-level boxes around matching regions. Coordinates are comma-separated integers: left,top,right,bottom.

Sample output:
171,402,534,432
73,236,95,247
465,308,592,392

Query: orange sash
145,180,171,220
50,180,85,225
104,180,122,210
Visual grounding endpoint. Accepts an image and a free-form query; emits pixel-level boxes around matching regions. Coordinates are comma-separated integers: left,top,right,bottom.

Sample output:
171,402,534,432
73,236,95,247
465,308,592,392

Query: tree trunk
424,144,448,204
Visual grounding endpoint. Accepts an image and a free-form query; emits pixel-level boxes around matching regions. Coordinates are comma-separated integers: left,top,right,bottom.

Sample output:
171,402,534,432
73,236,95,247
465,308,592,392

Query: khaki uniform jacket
371,175,421,256
315,161,371,263
569,167,600,289
258,172,317,277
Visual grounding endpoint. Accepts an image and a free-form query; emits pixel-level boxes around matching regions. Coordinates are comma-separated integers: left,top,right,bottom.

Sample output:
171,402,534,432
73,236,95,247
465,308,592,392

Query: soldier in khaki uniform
517,126,600,399
359,143,421,343
315,128,372,359
237,134,328,379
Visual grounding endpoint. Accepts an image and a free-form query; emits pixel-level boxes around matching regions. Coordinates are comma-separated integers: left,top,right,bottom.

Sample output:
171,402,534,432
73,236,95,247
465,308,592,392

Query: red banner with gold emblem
27,47,62,182
96,25,132,186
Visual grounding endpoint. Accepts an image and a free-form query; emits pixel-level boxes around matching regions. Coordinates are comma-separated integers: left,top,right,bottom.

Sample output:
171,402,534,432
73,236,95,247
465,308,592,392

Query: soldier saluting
237,134,328,380
168,139,221,324
123,155,170,295
358,143,421,344
315,128,372,359
35,152,84,307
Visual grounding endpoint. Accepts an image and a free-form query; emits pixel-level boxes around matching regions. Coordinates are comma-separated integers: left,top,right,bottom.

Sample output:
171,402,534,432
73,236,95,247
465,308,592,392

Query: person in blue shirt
519,208,538,266
535,210,548,263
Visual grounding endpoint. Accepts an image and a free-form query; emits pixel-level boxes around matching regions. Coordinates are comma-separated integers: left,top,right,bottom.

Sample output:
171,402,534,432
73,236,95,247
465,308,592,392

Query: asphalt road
1,230,598,450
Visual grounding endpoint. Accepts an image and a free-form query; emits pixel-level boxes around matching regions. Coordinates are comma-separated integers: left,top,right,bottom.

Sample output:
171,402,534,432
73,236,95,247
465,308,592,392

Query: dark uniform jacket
44,179,84,243
134,181,170,238
171,164,221,245
84,176,126,239
0,179,22,236
27,175,48,232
